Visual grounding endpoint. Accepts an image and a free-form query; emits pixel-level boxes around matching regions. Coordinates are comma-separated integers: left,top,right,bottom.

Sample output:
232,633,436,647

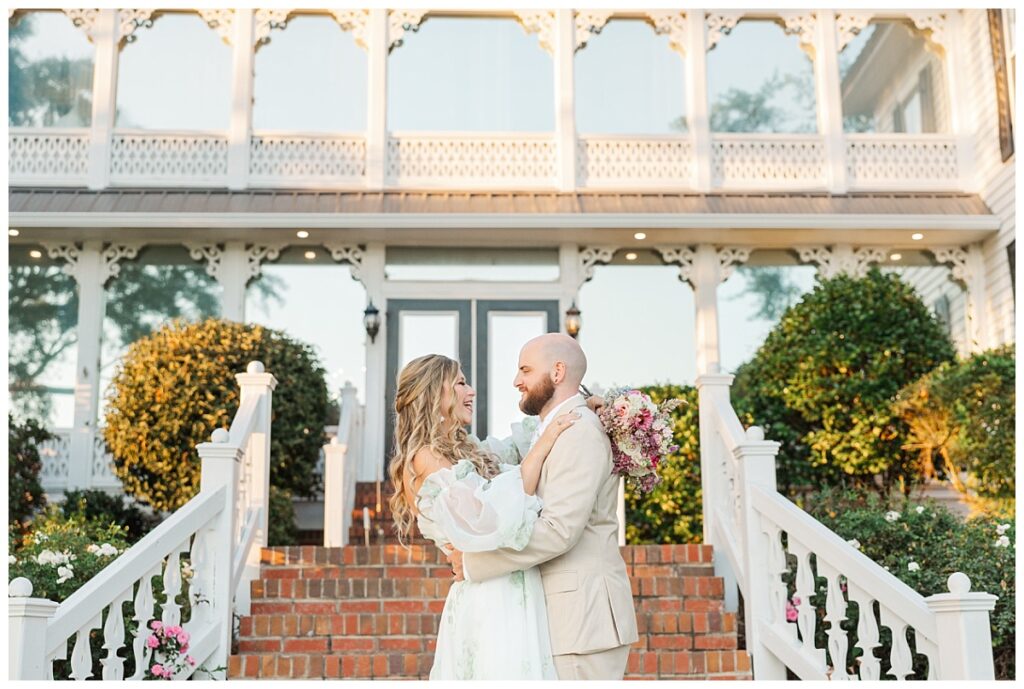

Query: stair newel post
196,428,243,676
695,368,739,612
8,578,59,680
735,426,788,680
323,439,349,547
234,361,278,616
924,573,998,679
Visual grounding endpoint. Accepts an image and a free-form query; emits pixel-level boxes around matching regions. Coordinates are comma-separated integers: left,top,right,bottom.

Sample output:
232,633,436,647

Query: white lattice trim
515,10,557,55
577,135,692,188
38,429,72,490
389,9,427,49
109,131,229,185
9,129,90,185
712,134,826,189
845,134,959,190
386,133,558,187
249,133,366,184
575,10,612,50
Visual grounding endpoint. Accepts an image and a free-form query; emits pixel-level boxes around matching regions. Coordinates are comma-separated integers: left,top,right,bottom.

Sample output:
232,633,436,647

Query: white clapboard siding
899,266,969,354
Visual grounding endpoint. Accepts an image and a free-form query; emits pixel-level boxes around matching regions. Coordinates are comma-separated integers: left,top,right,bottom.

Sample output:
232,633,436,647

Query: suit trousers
552,644,631,680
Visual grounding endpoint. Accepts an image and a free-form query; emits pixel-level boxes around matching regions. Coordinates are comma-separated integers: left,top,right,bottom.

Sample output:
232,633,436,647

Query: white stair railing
8,361,277,681
696,368,998,681
323,382,362,547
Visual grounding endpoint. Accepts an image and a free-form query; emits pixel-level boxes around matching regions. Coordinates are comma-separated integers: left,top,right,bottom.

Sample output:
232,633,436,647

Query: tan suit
464,396,638,680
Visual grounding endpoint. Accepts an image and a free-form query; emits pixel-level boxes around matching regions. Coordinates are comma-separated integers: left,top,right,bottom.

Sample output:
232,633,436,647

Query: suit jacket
464,397,639,656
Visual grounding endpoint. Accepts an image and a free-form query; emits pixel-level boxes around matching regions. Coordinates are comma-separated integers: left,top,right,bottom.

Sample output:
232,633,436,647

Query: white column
365,9,388,188
965,243,990,351
735,426,788,679
924,573,998,679
686,12,713,191
87,10,119,190
219,242,249,322
815,11,848,193
554,9,576,190
944,11,978,193
324,382,358,547
195,429,242,678
692,244,722,375
360,244,387,481
8,578,59,680
69,241,105,490
226,9,255,190
557,243,581,331
233,361,277,616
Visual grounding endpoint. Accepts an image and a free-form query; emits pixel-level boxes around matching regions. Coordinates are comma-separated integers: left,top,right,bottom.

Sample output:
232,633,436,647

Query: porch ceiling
8,187,999,248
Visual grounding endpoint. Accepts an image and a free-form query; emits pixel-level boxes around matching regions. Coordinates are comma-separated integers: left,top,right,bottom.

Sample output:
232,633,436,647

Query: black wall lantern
363,301,381,343
565,302,581,339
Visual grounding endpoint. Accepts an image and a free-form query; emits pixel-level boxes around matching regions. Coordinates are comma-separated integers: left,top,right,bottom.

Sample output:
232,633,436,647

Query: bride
387,353,586,680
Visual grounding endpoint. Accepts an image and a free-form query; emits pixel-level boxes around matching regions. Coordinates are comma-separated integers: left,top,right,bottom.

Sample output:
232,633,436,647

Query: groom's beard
520,377,556,417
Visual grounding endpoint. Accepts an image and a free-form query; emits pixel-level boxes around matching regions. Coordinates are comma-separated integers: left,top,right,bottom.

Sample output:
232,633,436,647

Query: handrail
232,507,262,595
45,487,225,657
227,394,260,446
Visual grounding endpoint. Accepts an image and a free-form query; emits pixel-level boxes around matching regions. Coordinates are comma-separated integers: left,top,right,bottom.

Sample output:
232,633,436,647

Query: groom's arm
462,420,608,582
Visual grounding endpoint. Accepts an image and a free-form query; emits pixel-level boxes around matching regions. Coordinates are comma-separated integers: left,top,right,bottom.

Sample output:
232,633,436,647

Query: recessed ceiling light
911,233,924,241
29,249,42,259
304,251,316,260
296,230,309,239
634,232,647,240
9,229,19,237
625,252,638,261
890,253,902,261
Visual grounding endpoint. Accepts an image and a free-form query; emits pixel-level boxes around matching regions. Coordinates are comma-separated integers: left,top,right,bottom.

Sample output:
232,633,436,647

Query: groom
447,333,638,680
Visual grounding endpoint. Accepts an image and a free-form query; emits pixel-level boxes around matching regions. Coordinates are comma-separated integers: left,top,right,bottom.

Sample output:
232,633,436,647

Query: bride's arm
517,410,579,495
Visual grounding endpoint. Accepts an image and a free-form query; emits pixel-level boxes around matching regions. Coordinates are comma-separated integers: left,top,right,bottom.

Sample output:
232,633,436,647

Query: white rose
884,511,900,523
8,555,17,565
35,550,57,566
996,523,1011,535
846,539,861,549
915,506,925,514
995,535,1011,548
87,544,100,554
56,565,74,583
98,543,118,557
908,562,920,572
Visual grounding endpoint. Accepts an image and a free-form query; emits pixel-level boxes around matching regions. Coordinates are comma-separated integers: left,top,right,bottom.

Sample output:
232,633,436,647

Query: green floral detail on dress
453,459,476,480
509,570,527,608
455,635,479,679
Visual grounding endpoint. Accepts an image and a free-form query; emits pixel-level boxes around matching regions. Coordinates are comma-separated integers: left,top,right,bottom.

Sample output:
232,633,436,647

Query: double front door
385,299,559,458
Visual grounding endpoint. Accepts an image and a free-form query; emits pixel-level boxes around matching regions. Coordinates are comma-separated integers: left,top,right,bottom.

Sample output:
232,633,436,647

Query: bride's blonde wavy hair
388,354,500,546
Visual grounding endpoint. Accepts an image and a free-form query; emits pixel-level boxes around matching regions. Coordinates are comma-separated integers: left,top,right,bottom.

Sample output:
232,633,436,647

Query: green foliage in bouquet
795,488,1014,680
733,269,956,495
8,414,49,531
893,345,1015,517
102,318,330,511
624,385,702,544
59,490,162,545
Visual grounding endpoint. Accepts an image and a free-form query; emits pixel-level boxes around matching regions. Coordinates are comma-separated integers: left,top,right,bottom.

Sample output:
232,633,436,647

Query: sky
10,11,923,435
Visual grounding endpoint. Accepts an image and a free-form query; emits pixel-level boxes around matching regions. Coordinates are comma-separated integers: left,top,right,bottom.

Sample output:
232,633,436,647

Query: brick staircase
228,541,751,680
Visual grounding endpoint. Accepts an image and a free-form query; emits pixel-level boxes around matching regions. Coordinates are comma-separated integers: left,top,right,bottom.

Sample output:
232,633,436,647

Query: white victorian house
6,7,1014,681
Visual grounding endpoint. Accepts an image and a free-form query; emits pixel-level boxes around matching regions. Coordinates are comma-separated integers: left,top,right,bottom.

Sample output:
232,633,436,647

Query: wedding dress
414,419,557,680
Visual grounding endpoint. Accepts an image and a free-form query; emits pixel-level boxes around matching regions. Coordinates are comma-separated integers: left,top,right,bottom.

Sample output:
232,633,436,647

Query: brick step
228,648,751,680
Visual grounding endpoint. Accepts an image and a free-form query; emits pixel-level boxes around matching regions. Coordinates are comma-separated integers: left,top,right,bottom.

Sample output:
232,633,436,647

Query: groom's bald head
514,333,587,417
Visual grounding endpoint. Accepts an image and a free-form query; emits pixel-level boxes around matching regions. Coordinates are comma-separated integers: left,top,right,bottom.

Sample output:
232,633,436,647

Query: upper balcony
8,9,978,195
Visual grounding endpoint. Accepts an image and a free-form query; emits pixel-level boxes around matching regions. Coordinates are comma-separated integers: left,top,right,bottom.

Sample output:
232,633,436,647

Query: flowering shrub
790,487,1015,680
597,387,682,493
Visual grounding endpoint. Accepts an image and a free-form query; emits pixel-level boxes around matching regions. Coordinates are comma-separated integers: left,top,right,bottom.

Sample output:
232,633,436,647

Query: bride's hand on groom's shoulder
585,395,606,413
541,410,580,445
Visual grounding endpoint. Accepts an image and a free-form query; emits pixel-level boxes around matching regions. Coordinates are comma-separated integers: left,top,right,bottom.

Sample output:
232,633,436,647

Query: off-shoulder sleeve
472,417,539,466
415,460,542,553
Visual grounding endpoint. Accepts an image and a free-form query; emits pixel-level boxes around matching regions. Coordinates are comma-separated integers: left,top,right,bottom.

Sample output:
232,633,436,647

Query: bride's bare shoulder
410,446,450,495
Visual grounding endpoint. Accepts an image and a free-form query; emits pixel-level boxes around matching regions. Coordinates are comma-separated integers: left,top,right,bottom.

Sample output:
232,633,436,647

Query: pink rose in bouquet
596,388,683,493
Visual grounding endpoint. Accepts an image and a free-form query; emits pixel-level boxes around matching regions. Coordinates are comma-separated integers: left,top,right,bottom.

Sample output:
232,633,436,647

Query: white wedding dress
414,419,557,680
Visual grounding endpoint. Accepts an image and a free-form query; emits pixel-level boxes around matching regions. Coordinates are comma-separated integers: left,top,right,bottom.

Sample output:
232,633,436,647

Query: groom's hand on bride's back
446,547,466,582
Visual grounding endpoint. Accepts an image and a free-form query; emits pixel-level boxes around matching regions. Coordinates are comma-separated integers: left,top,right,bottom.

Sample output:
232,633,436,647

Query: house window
1007,240,1016,301
893,67,935,133
932,294,952,336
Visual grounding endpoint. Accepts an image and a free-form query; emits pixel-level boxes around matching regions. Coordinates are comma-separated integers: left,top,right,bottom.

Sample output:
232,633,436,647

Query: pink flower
165,625,182,637
150,620,162,631
151,664,165,677
187,656,196,666
176,631,189,645
785,596,801,623
181,642,189,653
146,635,160,649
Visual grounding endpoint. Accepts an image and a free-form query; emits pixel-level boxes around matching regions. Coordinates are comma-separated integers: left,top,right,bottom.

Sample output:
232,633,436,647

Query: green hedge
8,414,49,531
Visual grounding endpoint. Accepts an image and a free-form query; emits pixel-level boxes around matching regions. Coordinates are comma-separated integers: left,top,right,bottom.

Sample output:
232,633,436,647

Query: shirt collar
536,393,585,435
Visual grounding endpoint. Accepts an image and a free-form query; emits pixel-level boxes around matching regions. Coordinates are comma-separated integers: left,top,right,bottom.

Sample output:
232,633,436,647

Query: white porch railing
696,370,998,680
9,127,966,192
9,361,278,681
38,429,121,493
322,382,364,547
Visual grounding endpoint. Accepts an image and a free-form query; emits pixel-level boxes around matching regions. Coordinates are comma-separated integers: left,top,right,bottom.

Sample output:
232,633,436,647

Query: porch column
365,9,388,188
86,10,119,190
226,9,255,190
219,242,250,322
686,11,713,191
360,244,387,481
692,245,722,375
944,11,978,192
554,9,576,190
815,11,848,193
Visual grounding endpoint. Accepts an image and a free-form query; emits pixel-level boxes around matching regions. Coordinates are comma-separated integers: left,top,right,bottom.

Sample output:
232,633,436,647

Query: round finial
211,428,230,444
947,572,971,594
9,577,33,597
330,436,340,446
746,426,765,441
247,361,265,374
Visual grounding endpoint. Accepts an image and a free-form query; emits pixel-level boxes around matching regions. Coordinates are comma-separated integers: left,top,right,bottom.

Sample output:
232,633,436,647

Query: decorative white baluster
186,528,214,629
129,566,160,680
100,588,133,680
878,604,914,679
847,583,881,680
818,561,851,679
790,541,827,669
762,520,793,636
69,612,103,680
161,540,191,626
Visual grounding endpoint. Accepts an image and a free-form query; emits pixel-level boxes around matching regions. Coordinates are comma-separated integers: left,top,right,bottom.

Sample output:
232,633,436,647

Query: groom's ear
551,361,566,384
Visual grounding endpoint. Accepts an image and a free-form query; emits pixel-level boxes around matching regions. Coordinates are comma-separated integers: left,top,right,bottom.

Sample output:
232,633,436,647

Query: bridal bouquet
596,388,683,494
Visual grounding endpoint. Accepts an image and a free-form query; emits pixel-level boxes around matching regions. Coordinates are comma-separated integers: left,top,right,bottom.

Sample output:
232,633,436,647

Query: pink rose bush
596,388,683,493
145,620,196,680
